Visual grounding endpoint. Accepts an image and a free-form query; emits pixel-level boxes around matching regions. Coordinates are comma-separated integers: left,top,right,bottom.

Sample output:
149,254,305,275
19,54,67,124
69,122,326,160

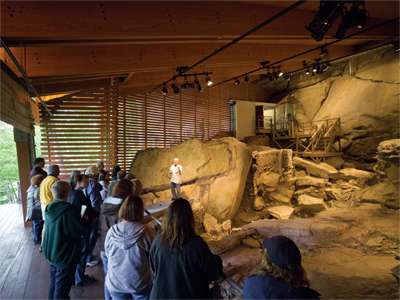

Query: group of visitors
26,157,320,300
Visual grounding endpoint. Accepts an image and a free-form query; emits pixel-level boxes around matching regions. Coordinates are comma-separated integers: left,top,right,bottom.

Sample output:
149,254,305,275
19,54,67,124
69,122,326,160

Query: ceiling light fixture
205,74,213,86
306,0,344,41
171,78,180,94
335,1,368,39
161,84,168,96
194,77,204,93
234,79,241,86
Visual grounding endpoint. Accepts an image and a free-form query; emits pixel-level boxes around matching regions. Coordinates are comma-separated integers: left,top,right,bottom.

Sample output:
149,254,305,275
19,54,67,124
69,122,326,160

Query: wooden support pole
14,128,34,225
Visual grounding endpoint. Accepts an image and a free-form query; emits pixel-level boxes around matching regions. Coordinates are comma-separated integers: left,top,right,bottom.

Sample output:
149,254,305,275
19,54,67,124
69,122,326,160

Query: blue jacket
26,185,42,221
243,275,320,299
85,178,103,212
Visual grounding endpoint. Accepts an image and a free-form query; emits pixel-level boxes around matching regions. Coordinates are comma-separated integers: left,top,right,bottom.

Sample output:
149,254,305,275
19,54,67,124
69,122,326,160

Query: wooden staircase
273,118,342,161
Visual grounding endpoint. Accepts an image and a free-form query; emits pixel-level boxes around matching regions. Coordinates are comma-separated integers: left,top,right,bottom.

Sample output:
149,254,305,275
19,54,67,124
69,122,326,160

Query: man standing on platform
43,181,83,299
169,158,183,200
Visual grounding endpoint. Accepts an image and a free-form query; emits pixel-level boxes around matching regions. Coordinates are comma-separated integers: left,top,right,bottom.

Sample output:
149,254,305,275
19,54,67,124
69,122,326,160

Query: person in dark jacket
100,179,134,274
243,235,320,300
69,170,81,189
104,195,155,300
68,174,99,286
43,181,84,300
111,165,122,181
149,198,223,299
26,174,45,244
84,165,103,266
30,157,47,178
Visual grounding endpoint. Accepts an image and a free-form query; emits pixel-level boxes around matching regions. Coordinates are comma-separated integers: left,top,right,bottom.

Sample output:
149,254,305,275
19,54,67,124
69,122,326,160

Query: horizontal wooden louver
116,89,232,170
41,85,231,175
40,86,118,178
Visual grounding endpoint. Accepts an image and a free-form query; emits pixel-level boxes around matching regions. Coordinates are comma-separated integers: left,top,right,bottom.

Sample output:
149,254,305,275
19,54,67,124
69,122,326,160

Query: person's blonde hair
252,249,310,288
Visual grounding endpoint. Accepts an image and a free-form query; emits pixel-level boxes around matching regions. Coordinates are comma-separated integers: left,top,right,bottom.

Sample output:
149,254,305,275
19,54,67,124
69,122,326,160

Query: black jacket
243,275,320,299
68,189,98,230
149,234,223,299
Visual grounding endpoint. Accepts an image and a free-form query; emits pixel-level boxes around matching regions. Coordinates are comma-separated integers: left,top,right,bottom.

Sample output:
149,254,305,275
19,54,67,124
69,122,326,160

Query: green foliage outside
0,122,19,204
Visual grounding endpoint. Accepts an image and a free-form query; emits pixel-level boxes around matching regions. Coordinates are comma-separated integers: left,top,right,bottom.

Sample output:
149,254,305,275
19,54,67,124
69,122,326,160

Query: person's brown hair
118,195,144,223
76,174,89,184
31,174,45,186
111,179,133,199
117,170,127,180
252,249,310,288
161,198,195,249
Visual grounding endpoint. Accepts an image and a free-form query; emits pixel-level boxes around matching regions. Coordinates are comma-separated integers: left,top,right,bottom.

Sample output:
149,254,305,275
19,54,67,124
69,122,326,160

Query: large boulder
131,137,252,221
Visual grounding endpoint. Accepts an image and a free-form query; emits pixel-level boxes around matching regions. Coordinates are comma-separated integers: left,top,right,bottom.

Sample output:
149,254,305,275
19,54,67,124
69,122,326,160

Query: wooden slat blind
40,85,118,178
116,88,232,169
41,85,231,174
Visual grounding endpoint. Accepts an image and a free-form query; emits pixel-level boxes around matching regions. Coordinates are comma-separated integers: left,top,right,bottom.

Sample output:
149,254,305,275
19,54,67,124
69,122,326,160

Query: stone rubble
248,138,399,222
266,205,294,220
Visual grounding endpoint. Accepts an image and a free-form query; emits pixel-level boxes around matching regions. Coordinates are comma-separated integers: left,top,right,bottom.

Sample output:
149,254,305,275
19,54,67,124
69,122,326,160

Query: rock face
131,137,252,221
374,139,400,183
277,48,399,162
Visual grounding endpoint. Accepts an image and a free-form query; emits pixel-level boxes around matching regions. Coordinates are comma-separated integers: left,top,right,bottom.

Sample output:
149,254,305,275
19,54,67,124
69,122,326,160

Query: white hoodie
105,221,153,294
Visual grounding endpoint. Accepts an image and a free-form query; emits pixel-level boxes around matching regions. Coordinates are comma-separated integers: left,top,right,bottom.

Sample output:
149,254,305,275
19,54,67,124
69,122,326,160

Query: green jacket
43,200,84,268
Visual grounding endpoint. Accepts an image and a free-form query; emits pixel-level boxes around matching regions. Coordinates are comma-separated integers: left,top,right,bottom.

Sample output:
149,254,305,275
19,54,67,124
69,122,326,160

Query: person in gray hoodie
104,194,154,300
100,179,134,274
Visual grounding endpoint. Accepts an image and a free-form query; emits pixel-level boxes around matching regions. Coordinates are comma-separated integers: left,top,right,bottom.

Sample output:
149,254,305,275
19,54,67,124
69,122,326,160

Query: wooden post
14,127,34,225
144,94,148,148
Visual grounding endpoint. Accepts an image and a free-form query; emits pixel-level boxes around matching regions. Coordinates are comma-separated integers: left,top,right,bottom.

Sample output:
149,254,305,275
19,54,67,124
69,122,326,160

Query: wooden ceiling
0,1,398,96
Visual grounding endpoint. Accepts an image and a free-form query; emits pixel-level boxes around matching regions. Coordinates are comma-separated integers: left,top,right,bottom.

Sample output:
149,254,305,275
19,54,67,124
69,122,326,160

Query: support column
14,128,34,225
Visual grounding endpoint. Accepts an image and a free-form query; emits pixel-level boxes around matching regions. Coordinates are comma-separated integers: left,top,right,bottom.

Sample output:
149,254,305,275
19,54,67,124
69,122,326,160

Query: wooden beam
1,1,397,40
6,43,355,78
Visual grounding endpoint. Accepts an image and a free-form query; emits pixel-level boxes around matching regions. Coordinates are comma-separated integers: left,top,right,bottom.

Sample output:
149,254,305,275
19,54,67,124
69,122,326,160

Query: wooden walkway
0,204,104,299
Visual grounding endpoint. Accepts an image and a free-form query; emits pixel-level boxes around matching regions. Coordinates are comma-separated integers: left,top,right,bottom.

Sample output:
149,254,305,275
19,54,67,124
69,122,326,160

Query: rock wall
130,137,252,222
280,46,400,160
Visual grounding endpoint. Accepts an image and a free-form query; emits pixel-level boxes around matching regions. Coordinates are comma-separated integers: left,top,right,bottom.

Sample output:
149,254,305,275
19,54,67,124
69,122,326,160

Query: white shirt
169,164,183,184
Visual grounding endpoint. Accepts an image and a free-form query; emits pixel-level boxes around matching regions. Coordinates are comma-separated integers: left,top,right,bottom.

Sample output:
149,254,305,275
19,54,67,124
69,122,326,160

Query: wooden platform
0,204,104,299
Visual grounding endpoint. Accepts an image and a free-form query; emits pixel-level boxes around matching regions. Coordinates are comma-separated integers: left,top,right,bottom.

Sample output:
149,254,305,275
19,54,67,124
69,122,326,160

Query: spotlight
320,62,330,72
312,66,318,73
205,75,213,86
305,70,311,75
278,71,284,77
171,83,180,94
335,2,368,39
234,79,241,86
161,84,168,96
283,73,290,81
306,0,344,41
194,78,204,92
181,75,190,89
